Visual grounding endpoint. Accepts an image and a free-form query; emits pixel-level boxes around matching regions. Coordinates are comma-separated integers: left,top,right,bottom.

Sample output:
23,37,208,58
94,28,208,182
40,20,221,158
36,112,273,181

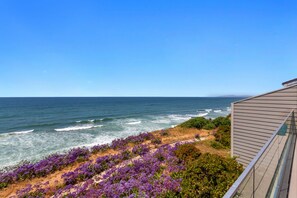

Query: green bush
0,182,8,189
159,191,181,198
179,117,209,129
180,115,230,130
212,117,231,127
177,153,243,198
160,129,170,136
203,122,216,130
214,125,231,148
174,144,201,163
210,141,225,149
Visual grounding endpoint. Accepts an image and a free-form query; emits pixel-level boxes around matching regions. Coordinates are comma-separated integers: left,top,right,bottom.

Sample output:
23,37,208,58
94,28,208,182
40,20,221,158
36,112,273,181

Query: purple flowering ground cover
0,147,90,189
61,145,150,186
52,144,183,198
9,141,241,198
1,115,243,198
0,132,154,190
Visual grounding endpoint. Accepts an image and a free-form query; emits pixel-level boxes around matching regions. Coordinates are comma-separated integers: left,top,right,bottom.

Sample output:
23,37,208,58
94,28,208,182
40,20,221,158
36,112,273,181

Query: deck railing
224,110,297,198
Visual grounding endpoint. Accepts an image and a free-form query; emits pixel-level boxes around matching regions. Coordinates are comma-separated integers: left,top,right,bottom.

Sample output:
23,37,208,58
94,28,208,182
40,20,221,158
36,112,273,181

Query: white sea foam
150,114,189,124
88,119,95,122
205,109,212,112
126,121,142,125
82,135,115,148
6,129,34,135
76,120,82,123
55,125,94,132
197,112,208,117
214,110,222,113
94,125,103,128
152,119,171,124
168,114,192,121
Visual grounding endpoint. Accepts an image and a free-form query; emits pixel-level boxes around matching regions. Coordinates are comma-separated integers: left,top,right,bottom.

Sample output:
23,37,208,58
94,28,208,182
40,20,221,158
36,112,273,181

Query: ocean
0,97,243,169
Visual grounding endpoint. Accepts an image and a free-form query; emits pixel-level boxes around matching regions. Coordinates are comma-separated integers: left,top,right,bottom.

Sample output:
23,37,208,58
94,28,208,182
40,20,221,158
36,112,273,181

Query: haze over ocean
0,97,241,168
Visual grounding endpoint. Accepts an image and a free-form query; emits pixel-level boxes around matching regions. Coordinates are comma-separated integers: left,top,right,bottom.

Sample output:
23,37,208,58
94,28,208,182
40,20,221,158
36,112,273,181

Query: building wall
232,85,297,166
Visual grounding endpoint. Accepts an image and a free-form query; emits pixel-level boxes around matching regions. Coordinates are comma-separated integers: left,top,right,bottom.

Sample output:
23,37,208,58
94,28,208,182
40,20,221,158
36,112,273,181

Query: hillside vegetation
0,114,242,198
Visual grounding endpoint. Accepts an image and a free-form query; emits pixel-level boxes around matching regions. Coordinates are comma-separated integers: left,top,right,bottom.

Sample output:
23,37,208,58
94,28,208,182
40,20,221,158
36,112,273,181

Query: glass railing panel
267,114,296,197
235,170,254,197
254,135,282,197
224,110,296,198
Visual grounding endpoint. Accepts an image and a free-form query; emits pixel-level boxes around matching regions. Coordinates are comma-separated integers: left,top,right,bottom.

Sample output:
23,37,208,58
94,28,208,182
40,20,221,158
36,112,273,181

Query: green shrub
160,130,170,136
217,125,231,133
159,191,181,198
174,144,201,162
210,141,225,149
180,115,230,130
0,182,8,189
203,122,216,130
179,117,209,129
212,117,231,127
178,153,243,198
214,125,231,148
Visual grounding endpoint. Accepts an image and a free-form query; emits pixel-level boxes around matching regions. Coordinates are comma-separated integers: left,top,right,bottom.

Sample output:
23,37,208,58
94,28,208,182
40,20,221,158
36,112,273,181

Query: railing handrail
223,109,295,198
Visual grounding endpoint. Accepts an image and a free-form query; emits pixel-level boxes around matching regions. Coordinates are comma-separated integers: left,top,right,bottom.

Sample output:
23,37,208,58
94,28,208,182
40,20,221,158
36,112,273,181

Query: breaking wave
55,125,102,132
5,129,34,135
197,112,209,117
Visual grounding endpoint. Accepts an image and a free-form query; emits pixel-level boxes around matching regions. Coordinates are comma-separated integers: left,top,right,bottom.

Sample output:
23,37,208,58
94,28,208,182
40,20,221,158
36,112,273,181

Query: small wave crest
197,112,208,117
55,125,101,132
100,117,113,122
75,118,113,124
126,121,142,125
75,120,95,124
4,129,34,136
214,110,222,113
55,126,93,132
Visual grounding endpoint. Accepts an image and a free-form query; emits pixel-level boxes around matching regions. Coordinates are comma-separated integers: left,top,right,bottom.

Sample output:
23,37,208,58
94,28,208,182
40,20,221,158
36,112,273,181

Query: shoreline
0,116,232,197
0,97,235,170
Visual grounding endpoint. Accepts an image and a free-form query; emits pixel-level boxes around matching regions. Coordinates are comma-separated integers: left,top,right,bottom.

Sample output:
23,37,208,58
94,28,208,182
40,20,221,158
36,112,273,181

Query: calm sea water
0,97,243,168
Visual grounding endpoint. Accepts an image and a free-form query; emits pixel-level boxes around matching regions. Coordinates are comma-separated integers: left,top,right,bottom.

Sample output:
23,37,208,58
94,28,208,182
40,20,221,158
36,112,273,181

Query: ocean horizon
0,97,243,169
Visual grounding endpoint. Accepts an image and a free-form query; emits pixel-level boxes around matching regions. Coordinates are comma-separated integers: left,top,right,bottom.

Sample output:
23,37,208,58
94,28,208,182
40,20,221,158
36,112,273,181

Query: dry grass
193,138,230,158
152,126,214,144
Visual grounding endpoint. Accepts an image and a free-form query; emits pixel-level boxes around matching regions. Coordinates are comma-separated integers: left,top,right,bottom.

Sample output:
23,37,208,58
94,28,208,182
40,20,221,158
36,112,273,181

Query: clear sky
0,0,296,97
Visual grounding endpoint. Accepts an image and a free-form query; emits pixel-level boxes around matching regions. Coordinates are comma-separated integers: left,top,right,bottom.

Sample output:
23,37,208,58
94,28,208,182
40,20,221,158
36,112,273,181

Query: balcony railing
224,110,297,198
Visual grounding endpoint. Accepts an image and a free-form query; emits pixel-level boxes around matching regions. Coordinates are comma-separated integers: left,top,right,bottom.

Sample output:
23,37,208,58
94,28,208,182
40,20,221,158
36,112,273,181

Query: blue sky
0,0,296,97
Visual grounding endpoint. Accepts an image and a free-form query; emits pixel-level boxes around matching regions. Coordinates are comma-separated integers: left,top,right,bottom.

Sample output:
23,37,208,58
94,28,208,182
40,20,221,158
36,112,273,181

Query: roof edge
282,78,297,86
233,84,297,104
